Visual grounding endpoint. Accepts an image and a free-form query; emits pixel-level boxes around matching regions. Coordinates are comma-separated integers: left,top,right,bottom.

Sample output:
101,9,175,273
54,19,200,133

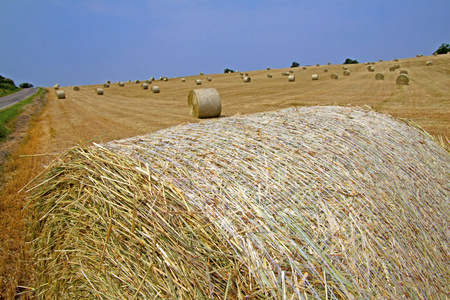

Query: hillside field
0,53,449,298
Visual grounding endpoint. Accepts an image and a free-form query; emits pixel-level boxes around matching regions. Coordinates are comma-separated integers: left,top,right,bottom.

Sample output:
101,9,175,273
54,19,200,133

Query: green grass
0,88,22,98
0,88,43,141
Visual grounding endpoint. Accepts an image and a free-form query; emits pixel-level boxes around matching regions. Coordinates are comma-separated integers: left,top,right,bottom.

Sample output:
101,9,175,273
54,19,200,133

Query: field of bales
1,54,450,298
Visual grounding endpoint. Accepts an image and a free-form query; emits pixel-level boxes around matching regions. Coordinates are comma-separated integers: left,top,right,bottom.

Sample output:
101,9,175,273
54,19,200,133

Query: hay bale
400,70,408,75
181,78,186,82
288,75,295,82
141,83,149,89
312,74,319,80
367,66,375,72
29,106,450,299
324,68,328,72
151,86,160,93
56,90,65,99
395,64,400,69
73,86,80,91
426,61,434,66
375,73,384,80
343,66,348,70
316,64,320,66
135,80,140,84
106,80,111,84
267,74,273,78
95,88,103,95
151,77,155,81
389,67,396,71
128,80,131,82
207,77,212,81
289,70,294,73
245,73,249,76
394,58,399,61
103,83,110,88
267,67,270,70
331,73,338,79
243,76,251,82
282,72,290,76
303,66,307,70
396,74,410,85
433,52,438,56
200,72,203,75
328,62,331,65
54,84,59,90
187,88,221,118
118,82,124,87
195,79,202,85
159,77,163,81
145,80,152,84
163,77,168,82
343,70,351,76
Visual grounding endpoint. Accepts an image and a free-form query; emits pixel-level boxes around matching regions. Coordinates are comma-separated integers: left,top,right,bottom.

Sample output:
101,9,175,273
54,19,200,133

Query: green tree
19,82,34,88
290,61,300,68
344,58,359,64
0,75,17,90
224,68,235,73
435,43,450,55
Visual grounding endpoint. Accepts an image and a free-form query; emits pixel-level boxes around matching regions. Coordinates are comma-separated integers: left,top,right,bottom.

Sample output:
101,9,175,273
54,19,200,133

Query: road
0,87,39,110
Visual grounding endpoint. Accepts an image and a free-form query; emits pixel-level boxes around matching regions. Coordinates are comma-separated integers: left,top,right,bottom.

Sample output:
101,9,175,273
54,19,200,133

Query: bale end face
331,73,338,79
343,70,351,76
396,74,410,85
152,86,160,93
375,73,384,80
96,88,104,95
56,90,65,99
141,83,149,89
288,75,295,82
196,79,202,85
312,74,319,80
188,88,221,118
73,86,80,91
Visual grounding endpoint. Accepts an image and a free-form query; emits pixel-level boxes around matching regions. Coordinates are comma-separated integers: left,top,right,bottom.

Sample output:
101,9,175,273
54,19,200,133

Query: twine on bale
396,74,410,85
187,88,221,118
28,106,450,299
56,90,65,99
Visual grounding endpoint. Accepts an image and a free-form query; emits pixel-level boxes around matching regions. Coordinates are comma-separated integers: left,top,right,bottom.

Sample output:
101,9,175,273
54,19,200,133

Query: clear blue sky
1,0,449,87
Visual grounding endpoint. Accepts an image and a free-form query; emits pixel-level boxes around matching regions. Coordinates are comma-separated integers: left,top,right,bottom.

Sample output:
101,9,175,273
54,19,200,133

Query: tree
344,58,359,64
224,68,235,73
435,43,450,55
19,82,34,88
290,61,300,68
0,75,17,90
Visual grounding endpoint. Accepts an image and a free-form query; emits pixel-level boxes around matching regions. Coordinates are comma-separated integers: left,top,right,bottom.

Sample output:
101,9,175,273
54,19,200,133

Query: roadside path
0,87,39,110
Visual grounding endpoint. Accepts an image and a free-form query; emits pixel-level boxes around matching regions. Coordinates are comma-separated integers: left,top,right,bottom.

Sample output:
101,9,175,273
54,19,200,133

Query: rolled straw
141,83,148,89
312,74,319,80
152,86,160,93
96,88,103,95
396,74,410,85
331,73,338,79
188,88,221,118
375,73,385,80
56,90,65,99
288,75,295,82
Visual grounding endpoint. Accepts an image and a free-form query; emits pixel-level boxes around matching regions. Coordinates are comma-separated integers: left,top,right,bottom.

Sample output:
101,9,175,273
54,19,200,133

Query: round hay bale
312,74,319,80
389,66,396,72
118,82,124,87
151,77,155,81
375,72,384,80
395,64,400,69
56,90,65,99
181,78,186,82
288,75,295,82
400,70,408,75
163,77,168,82
200,72,203,75
54,84,59,90
433,52,438,56
73,86,80,91
426,61,434,66
135,80,140,84
303,66,307,70
103,83,110,88
207,77,212,81
289,70,294,73
128,80,131,82
328,62,331,65
244,73,249,76
151,86,160,93
96,88,103,95
29,106,450,299
195,79,202,85
343,66,348,70
243,76,251,82
106,80,111,84
324,68,328,72
146,79,152,84
316,64,320,66
159,77,163,81
141,83,149,89
394,58,399,62
367,66,375,72
267,74,273,78
331,73,338,79
267,67,270,70
380,59,383,62
343,70,351,76
282,72,290,76
396,74,410,85
188,88,221,118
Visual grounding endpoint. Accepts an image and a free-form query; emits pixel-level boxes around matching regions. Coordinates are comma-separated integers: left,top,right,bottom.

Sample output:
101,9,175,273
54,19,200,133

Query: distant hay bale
56,90,65,99
29,106,450,299
73,86,80,91
396,74,410,85
426,61,434,66
267,74,273,78
389,67,396,71
331,73,338,79
54,84,59,90
433,53,438,56
400,70,408,75
324,68,328,72
106,80,111,84
196,79,202,85
135,80,140,84
267,67,270,70
380,59,383,62
200,72,203,75
290,70,294,73
303,67,307,70
316,64,320,66
151,86,160,93
163,77,168,82
95,88,103,95
282,72,290,76
243,77,251,82
375,73,384,80
151,77,155,81
181,78,186,82
141,83,148,89
343,70,351,76
395,64,400,69
245,73,249,76
343,66,348,70
103,83,110,88
288,75,295,82
371,62,376,65
367,66,375,72
207,77,212,81
145,80,152,84
394,58,399,62
328,62,331,65
312,74,319,80
159,77,163,81
187,88,221,118
118,82,124,87
128,80,131,82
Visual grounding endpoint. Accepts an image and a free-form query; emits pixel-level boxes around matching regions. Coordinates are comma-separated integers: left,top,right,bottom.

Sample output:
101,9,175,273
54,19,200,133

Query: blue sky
1,0,449,87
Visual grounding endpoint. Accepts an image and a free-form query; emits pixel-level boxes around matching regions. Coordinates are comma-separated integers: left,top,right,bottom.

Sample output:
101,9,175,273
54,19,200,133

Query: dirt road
0,87,39,110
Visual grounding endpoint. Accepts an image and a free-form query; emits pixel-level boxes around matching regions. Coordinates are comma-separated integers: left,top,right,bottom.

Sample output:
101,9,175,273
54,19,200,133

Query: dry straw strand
187,88,221,118
29,106,450,299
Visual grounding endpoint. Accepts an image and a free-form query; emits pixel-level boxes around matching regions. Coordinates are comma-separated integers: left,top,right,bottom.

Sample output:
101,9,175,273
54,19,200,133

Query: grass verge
0,88,23,98
0,88,43,141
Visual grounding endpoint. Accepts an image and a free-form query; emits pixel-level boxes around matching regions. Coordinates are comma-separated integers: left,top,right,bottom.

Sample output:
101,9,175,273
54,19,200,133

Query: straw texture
188,88,221,118
28,106,450,299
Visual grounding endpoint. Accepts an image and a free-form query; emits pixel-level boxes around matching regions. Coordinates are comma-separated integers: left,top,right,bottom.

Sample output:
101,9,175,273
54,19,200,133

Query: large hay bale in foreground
188,88,221,118
29,106,450,299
